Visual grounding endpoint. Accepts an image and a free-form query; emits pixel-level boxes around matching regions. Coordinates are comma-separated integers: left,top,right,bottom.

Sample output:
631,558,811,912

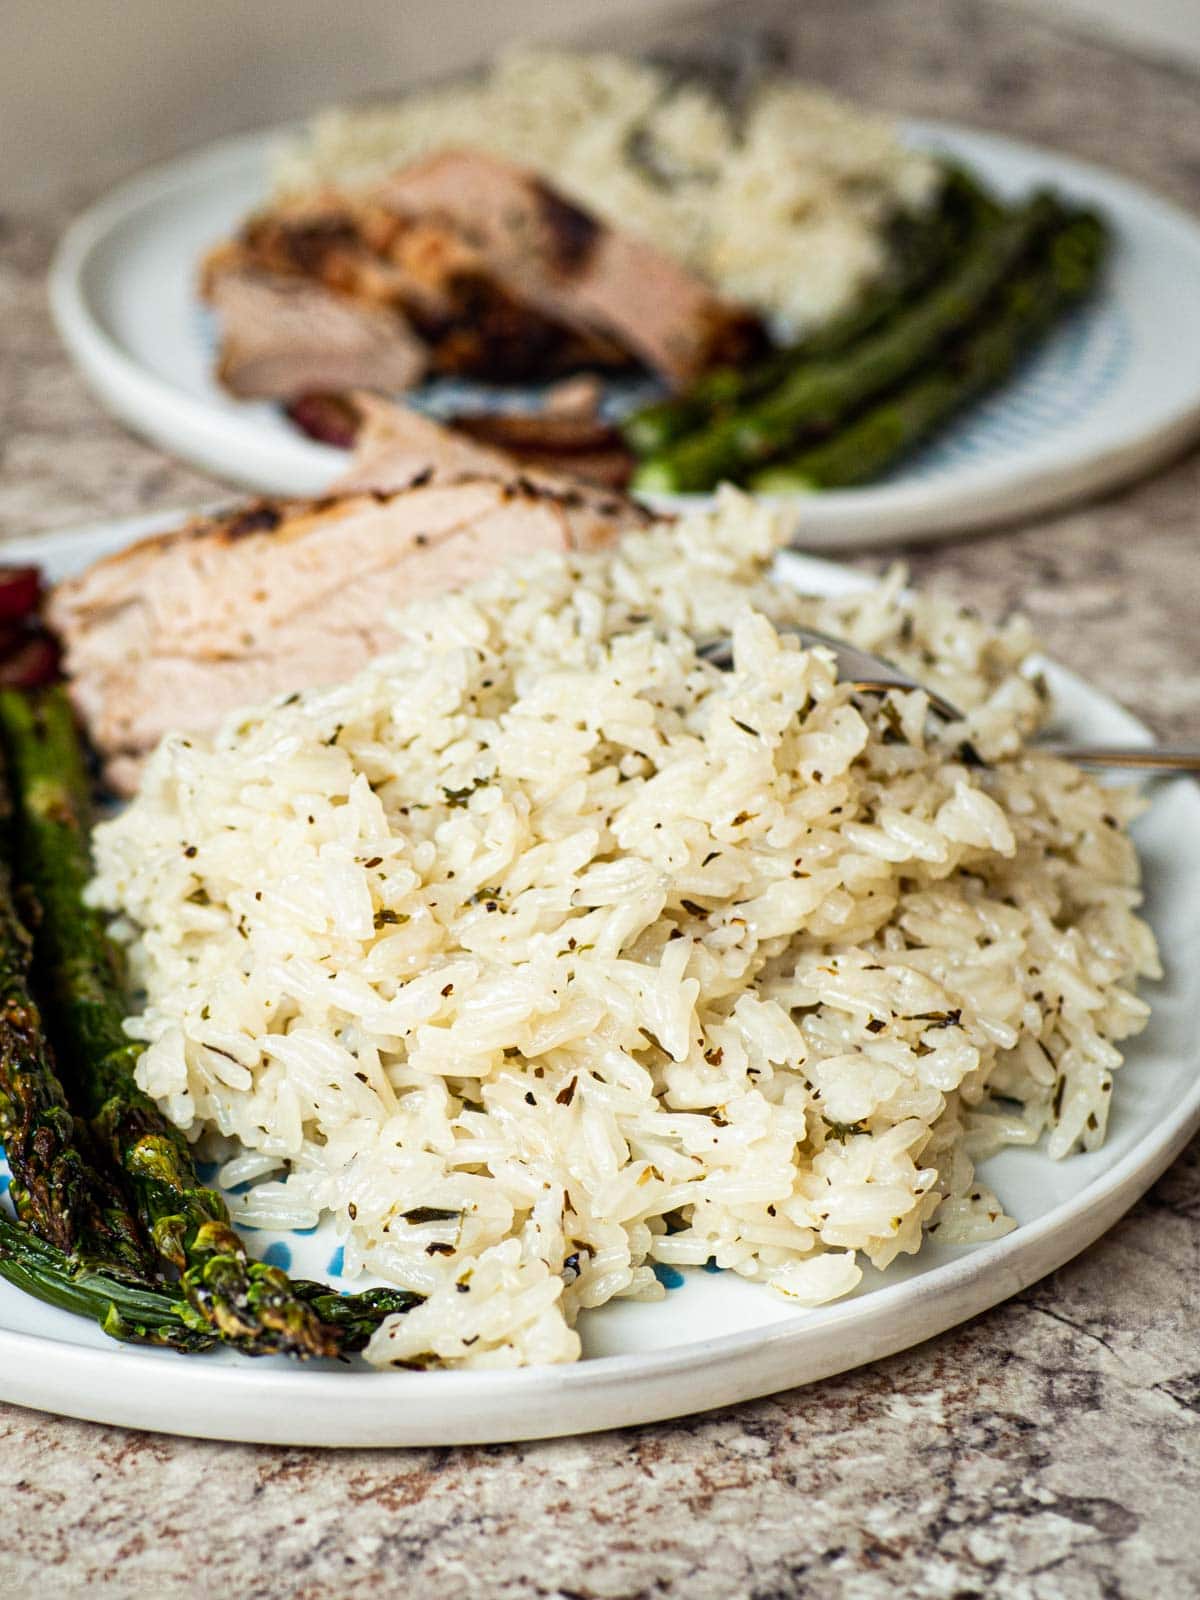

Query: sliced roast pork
201,150,764,400
372,149,764,387
49,445,650,791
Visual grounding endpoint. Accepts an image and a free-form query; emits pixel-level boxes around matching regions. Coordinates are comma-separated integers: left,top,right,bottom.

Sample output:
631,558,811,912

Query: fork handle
1037,743,1200,772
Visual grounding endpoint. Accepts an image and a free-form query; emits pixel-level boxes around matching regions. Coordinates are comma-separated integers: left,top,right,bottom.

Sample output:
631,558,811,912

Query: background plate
0,514,1195,1446
49,120,1200,548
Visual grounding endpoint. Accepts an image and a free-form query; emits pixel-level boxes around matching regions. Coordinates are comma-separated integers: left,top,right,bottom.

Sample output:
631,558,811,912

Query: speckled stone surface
1,1,1198,1594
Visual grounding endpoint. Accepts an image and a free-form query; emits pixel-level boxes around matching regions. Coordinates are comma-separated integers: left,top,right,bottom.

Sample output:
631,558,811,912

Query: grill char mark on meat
530,180,602,275
223,502,286,540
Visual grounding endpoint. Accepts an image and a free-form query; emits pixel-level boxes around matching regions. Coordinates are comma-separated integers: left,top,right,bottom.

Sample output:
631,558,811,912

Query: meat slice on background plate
203,200,630,398
201,148,764,400
331,394,636,496
48,404,652,792
287,385,636,490
203,258,430,399
371,149,764,387
444,411,635,491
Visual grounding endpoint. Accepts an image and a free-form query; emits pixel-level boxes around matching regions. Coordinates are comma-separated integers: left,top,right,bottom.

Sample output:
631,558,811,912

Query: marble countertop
1,1,1198,1593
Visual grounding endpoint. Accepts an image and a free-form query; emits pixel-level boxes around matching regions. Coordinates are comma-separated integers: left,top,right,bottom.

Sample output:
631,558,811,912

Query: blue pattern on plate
703,1256,724,1274
403,371,662,425
195,302,220,356
326,1245,346,1278
261,1241,293,1272
895,300,1132,481
652,1262,685,1290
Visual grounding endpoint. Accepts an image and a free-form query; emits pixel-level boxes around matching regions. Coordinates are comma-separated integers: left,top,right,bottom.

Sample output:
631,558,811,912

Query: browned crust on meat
447,412,623,454
371,148,767,386
202,195,634,388
60,468,645,586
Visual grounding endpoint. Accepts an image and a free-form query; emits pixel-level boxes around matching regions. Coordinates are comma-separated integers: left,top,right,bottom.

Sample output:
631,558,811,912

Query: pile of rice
88,494,1158,1369
273,47,940,334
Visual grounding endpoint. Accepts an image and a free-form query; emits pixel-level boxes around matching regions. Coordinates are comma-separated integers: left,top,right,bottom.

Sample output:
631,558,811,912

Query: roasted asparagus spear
0,1208,214,1351
632,192,1059,494
749,209,1108,492
0,859,103,1255
0,1203,422,1355
290,1282,423,1351
0,688,343,1357
0,805,153,1279
622,166,995,457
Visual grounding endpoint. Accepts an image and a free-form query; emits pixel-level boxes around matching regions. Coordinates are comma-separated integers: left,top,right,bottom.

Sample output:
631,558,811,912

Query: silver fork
699,626,1200,774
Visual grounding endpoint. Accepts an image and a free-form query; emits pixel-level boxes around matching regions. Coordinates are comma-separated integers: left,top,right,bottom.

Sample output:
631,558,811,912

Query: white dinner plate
0,512,1196,1447
49,121,1200,548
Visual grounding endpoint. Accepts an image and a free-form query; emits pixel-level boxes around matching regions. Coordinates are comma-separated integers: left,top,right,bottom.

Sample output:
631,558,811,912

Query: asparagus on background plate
750,207,1108,492
622,165,997,457
632,191,1059,494
623,151,1111,500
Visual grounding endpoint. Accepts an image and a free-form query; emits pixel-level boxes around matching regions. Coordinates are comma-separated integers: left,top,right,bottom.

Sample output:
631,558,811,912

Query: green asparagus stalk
0,688,427,1360
632,191,1061,494
749,209,1107,493
0,688,341,1358
0,1208,214,1351
0,869,95,1255
0,817,154,1278
0,1201,419,1355
622,165,996,456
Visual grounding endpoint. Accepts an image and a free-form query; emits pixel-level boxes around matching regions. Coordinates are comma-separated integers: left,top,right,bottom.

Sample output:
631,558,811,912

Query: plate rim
47,118,1200,547
0,519,1195,1445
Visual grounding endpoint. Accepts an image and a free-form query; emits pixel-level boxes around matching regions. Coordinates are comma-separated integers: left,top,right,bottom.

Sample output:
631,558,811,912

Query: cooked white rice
273,47,941,334
88,493,1159,1369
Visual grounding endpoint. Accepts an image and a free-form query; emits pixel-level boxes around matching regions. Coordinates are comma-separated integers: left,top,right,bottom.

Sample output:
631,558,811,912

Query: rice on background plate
88,493,1159,1370
274,48,941,334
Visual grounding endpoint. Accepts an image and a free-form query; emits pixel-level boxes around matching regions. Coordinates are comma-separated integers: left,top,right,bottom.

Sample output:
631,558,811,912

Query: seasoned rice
88,493,1159,1368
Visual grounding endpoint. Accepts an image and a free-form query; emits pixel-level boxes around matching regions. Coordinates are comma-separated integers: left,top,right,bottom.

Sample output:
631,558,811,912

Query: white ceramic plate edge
48,122,1200,546
2,1106,1194,1447
47,131,349,496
